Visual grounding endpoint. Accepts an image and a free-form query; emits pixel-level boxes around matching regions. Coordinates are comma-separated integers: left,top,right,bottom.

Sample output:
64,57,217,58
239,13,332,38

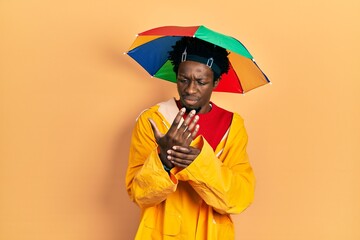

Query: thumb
148,118,163,141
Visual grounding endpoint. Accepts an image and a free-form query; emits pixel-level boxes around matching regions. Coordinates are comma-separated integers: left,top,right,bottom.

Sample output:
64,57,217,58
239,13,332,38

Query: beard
184,106,202,114
179,99,202,113
177,98,203,114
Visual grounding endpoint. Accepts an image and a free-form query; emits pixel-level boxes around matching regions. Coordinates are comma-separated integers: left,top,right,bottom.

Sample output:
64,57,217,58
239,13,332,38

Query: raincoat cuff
148,147,178,185
188,137,219,176
174,136,216,181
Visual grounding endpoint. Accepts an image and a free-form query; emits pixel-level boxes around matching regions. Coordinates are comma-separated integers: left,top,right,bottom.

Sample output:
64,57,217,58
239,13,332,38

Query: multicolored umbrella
126,25,270,94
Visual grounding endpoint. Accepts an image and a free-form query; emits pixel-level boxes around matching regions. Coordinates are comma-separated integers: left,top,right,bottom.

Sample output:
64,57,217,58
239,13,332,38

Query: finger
184,131,193,146
168,147,199,159
190,124,200,138
179,110,196,132
168,147,191,155
183,123,199,145
169,108,186,132
170,146,201,156
168,155,193,167
172,160,191,168
148,118,162,141
187,115,199,132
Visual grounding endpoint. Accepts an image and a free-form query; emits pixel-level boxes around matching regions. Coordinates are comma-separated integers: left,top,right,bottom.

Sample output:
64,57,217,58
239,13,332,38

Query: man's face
177,61,219,114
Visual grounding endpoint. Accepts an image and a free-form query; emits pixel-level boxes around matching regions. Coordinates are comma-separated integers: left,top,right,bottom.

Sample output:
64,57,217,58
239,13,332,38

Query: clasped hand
149,108,200,169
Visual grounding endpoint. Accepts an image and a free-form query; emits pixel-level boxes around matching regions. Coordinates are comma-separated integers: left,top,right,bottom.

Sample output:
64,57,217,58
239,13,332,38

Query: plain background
1,0,359,239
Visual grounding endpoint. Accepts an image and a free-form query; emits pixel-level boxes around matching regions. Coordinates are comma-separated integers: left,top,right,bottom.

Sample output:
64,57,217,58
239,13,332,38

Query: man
125,37,255,239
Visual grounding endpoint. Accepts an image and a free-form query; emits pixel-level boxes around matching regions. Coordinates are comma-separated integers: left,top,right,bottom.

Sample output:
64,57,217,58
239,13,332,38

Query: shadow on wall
100,119,140,239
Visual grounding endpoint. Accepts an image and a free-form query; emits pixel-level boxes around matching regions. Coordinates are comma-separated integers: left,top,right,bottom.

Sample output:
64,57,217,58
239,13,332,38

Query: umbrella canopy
126,25,270,94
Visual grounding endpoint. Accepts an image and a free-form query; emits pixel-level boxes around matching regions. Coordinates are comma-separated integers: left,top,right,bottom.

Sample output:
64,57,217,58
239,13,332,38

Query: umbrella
126,25,270,94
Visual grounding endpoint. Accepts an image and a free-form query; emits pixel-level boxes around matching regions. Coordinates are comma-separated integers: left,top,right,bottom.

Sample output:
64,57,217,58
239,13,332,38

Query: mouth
182,96,199,106
180,96,202,113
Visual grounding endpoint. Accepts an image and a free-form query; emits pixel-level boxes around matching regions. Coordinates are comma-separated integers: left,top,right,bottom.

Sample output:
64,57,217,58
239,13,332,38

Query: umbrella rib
253,60,270,83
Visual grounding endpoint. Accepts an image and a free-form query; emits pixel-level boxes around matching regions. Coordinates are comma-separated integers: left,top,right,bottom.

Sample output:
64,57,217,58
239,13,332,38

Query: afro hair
168,37,230,81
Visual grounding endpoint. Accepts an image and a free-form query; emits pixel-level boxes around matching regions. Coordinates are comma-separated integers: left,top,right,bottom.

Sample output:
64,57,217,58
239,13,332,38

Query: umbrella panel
154,60,177,83
139,25,199,37
128,35,164,51
228,53,269,93
194,26,253,59
127,36,181,76
214,64,244,93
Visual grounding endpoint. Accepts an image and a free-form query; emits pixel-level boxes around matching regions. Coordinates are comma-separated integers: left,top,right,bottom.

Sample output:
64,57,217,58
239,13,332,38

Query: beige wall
1,1,359,239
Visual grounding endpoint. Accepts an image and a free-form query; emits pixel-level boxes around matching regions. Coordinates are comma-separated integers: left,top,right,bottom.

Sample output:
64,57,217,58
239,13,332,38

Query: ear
213,78,220,88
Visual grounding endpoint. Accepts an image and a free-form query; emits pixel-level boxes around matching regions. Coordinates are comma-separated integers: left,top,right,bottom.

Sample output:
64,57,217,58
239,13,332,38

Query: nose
185,80,197,94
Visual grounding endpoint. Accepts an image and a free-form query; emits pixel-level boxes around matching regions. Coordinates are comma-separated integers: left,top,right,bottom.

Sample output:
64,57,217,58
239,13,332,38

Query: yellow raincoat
125,99,255,240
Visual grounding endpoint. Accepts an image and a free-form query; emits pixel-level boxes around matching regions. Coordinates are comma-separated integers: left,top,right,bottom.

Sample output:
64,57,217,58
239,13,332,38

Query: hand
166,146,201,168
148,108,200,167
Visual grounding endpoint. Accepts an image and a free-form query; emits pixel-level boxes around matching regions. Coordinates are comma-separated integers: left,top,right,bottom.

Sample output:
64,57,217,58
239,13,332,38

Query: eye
196,79,208,86
178,78,188,83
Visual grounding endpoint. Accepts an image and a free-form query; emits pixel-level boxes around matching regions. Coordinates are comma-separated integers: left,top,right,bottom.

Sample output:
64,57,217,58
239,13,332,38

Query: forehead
178,61,213,77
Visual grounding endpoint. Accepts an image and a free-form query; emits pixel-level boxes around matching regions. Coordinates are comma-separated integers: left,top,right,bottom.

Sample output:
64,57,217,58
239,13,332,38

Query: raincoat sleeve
174,113,255,214
125,109,178,209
